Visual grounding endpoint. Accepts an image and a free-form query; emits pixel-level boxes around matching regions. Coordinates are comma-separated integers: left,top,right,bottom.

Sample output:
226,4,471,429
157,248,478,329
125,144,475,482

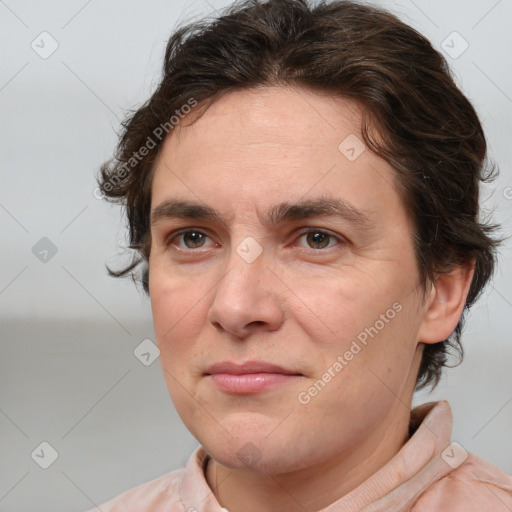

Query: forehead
150,86,406,229
174,85,364,150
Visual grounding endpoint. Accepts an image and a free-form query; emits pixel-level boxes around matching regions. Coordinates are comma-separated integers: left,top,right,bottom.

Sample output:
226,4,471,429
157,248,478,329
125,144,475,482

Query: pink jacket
86,401,512,511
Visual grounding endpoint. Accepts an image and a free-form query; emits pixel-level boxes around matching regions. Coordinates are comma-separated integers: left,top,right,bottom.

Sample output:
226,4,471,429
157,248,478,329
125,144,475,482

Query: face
148,86,428,474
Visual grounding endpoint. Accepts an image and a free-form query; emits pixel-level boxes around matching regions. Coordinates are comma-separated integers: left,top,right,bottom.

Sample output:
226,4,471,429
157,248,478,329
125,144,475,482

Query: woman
87,0,512,510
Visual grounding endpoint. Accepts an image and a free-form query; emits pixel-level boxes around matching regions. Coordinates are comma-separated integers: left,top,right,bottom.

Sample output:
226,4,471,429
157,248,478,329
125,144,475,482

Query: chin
206,443,297,474
197,426,317,475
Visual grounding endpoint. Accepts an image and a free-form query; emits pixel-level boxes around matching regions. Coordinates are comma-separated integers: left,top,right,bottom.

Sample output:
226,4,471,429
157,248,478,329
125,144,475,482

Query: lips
205,361,303,394
206,361,301,376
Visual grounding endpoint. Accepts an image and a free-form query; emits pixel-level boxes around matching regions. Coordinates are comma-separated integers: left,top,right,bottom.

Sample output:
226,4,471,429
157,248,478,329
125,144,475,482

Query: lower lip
208,373,301,393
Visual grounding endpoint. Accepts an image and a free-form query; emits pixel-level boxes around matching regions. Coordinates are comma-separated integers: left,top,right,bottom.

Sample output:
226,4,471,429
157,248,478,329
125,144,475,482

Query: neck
204,347,423,512
205,401,412,512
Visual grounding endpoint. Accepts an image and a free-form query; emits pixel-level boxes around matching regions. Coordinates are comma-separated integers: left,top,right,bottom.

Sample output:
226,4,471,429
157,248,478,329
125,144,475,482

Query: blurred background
1,0,511,510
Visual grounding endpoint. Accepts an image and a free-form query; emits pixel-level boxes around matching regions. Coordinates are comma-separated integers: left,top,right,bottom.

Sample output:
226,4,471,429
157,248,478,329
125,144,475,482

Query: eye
165,228,344,252
166,229,214,250
295,229,342,250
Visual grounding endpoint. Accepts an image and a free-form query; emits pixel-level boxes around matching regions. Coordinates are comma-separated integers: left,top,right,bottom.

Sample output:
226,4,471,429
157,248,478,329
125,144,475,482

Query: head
99,0,500,475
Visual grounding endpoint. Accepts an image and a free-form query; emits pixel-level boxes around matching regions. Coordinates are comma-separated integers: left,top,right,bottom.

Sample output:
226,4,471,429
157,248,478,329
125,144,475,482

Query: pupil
186,232,204,248
308,232,329,249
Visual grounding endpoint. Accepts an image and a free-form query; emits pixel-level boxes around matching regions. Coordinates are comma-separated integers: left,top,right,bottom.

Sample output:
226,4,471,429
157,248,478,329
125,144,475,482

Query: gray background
1,0,511,510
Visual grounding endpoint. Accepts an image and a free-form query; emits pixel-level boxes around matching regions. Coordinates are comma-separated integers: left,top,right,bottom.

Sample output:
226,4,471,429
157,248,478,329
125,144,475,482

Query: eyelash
165,228,345,253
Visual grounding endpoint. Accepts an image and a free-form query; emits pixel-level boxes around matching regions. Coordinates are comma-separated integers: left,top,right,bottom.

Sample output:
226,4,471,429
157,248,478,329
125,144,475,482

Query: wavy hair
98,0,501,391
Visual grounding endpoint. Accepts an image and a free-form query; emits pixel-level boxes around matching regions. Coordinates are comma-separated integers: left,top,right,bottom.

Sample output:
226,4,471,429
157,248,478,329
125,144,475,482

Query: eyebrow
151,196,376,230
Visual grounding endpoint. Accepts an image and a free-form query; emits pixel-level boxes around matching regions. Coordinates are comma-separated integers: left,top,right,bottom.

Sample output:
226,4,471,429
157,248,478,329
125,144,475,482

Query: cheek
292,266,421,392
291,268,398,346
150,265,204,332
149,275,209,423
149,269,211,383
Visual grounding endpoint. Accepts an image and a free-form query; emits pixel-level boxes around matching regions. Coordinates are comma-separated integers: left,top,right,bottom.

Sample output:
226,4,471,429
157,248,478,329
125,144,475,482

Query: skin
148,85,473,511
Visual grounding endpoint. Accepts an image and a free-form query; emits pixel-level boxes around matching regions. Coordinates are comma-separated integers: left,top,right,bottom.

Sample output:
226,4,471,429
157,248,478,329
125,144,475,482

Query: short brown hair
98,0,501,391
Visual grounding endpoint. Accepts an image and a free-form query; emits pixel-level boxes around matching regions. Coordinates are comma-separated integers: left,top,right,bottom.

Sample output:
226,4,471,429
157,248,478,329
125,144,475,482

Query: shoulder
412,453,512,511
84,468,186,512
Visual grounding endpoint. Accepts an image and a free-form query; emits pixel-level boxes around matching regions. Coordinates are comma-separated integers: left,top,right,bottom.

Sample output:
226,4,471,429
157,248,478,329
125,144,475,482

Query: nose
207,243,284,339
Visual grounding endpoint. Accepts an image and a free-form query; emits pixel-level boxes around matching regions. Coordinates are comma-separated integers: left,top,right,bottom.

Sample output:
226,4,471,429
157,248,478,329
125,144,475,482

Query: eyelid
164,227,216,249
292,227,346,250
165,227,346,252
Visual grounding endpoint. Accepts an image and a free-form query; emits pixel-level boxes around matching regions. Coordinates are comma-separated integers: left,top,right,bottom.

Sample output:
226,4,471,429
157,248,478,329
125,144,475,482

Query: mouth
204,361,304,394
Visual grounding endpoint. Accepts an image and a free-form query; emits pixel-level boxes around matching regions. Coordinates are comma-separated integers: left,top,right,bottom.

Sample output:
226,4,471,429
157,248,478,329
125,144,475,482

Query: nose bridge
217,235,266,302
207,236,282,335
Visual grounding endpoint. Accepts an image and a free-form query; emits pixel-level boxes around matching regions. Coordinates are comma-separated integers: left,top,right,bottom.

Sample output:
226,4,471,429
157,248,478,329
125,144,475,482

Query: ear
417,261,475,344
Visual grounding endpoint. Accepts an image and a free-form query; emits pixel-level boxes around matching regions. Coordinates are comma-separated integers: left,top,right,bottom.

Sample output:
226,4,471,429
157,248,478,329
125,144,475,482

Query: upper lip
205,361,301,375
